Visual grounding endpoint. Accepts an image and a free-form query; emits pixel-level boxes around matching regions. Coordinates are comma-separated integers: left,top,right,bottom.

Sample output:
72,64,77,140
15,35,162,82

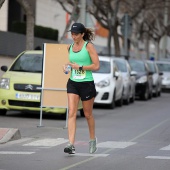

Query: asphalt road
0,92,170,170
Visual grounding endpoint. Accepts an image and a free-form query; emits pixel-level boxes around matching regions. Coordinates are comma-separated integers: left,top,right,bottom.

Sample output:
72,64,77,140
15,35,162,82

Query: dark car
128,59,153,100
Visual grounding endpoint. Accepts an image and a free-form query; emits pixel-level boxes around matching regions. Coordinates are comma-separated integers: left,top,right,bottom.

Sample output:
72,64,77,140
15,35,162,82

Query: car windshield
93,60,110,73
147,62,156,73
156,63,170,72
10,53,43,73
129,60,145,72
115,60,127,72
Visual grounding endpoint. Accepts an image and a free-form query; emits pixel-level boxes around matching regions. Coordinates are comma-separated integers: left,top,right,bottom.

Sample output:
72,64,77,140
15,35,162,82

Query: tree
16,0,34,50
57,0,80,43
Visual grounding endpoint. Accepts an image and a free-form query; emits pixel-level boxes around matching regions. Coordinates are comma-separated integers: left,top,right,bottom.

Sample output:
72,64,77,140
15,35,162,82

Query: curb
0,128,21,144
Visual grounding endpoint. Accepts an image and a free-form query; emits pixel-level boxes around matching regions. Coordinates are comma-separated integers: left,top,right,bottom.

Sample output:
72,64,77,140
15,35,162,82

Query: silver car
114,58,136,104
156,61,170,91
146,60,163,97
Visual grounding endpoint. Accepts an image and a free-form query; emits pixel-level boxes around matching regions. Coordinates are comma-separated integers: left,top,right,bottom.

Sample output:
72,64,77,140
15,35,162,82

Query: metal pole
124,14,128,58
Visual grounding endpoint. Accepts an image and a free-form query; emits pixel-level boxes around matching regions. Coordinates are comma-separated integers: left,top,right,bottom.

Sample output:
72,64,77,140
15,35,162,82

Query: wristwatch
79,65,83,71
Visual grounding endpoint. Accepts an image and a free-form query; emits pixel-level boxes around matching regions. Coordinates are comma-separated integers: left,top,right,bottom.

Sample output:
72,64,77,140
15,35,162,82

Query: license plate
15,93,40,100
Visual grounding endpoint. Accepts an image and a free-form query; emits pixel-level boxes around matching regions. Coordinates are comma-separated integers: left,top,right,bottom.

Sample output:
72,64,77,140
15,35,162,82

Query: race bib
72,69,86,79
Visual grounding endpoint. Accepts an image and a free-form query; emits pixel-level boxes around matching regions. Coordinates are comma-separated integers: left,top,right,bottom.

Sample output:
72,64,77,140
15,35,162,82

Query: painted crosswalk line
146,156,170,160
160,144,170,150
0,151,35,155
97,141,136,149
146,143,170,160
72,153,109,157
23,138,68,147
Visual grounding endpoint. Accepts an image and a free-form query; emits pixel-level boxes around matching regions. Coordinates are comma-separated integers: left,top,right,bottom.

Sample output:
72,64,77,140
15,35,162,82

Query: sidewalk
0,128,21,144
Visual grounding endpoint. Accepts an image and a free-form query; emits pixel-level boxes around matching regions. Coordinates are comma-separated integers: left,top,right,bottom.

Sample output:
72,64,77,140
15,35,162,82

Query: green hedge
12,21,58,41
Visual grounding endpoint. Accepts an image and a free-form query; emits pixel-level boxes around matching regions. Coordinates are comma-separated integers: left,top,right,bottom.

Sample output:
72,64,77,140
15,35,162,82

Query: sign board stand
37,43,70,128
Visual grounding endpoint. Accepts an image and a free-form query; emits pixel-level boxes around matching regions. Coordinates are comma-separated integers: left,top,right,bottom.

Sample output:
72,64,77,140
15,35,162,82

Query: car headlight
136,76,147,83
96,78,110,88
0,78,10,89
166,77,170,80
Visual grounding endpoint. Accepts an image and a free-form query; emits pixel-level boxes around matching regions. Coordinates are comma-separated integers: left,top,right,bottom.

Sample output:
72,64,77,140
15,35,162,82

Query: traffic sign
121,13,132,38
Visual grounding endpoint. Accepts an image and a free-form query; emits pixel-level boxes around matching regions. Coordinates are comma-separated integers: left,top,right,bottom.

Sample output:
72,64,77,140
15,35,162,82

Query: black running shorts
67,79,96,101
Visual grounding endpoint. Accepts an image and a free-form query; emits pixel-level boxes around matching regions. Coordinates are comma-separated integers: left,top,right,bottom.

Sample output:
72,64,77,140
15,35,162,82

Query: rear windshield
93,60,111,73
129,60,145,72
156,63,170,72
10,53,43,73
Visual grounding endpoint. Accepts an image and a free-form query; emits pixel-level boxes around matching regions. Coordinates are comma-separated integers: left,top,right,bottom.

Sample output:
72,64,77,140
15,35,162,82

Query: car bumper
94,86,113,104
0,89,82,114
161,80,170,89
135,82,147,96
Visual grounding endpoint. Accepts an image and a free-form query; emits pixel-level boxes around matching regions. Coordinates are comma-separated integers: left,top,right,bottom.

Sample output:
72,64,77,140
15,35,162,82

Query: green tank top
69,41,94,82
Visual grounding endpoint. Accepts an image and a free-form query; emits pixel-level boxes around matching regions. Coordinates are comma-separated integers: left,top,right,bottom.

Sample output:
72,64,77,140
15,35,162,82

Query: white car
92,56,124,109
114,57,136,104
146,60,162,96
156,61,170,91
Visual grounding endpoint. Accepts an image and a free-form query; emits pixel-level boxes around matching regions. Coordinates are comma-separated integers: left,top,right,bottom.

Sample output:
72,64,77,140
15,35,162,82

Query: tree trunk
26,14,34,50
113,25,120,56
107,30,112,56
145,34,150,59
16,0,34,50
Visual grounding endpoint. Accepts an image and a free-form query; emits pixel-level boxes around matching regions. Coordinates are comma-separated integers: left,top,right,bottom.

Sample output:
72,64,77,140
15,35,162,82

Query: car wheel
109,91,115,109
124,95,130,105
149,90,153,99
158,90,161,97
0,109,7,115
80,109,85,117
61,112,66,120
153,88,158,97
116,93,123,107
141,86,149,101
130,91,135,103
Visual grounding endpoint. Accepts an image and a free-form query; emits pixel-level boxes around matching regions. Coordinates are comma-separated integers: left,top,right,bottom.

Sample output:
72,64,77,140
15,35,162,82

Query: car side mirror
1,66,8,72
114,71,120,79
148,71,153,75
130,71,137,76
159,72,163,76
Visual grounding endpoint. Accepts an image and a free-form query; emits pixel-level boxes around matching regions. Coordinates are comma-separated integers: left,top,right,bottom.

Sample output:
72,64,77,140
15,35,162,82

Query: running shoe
89,137,97,154
64,143,75,154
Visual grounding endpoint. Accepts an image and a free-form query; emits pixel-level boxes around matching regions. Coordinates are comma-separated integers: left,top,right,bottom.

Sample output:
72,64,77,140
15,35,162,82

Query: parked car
128,59,153,100
0,50,83,117
145,60,163,97
114,57,136,104
92,56,124,109
155,60,170,91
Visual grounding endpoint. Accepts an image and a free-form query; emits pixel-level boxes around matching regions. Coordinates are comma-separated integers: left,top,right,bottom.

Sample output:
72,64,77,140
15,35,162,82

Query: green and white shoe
89,137,97,154
64,143,75,154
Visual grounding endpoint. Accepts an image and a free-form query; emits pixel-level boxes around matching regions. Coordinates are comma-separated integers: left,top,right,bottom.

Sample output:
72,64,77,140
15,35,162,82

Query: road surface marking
23,138,68,147
146,156,170,160
0,151,35,155
97,141,136,149
160,144,170,150
72,153,109,157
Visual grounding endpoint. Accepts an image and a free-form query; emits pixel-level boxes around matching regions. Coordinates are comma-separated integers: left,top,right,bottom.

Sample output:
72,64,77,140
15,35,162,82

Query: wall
0,31,57,57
